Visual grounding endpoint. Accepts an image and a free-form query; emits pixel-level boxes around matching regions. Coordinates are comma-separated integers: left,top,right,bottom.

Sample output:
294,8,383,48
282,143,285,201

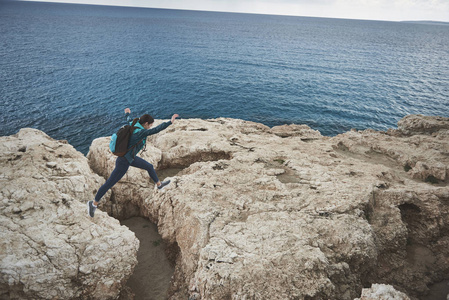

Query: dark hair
139,114,154,125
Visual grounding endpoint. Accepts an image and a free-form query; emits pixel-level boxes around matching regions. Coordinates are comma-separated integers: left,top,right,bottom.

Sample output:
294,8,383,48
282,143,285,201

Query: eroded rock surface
0,128,139,299
87,115,449,300
355,284,410,300
3,114,447,300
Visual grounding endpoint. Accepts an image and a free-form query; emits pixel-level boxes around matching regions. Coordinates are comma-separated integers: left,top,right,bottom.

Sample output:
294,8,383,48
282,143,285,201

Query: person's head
139,114,154,130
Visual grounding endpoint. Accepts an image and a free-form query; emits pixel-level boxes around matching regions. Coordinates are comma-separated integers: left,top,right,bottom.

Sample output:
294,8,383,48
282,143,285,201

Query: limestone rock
270,123,323,140
354,284,410,300
397,114,449,135
0,128,139,299
88,115,448,299
3,113,448,300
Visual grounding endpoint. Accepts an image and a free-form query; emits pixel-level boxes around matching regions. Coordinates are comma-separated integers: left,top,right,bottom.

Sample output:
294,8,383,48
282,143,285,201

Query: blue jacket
124,112,172,164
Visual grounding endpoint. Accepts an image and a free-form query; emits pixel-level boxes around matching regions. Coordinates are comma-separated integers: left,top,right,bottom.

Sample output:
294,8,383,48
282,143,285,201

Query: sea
1,0,448,154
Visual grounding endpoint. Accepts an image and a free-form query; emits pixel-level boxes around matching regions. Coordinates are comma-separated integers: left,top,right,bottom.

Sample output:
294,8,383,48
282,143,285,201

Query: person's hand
124,108,131,114
171,114,179,124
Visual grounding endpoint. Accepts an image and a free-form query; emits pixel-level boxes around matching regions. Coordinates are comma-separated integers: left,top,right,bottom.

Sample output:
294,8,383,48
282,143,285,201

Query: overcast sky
22,0,449,22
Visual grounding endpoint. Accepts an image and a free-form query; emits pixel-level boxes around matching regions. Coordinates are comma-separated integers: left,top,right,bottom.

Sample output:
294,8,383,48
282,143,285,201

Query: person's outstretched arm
133,114,179,140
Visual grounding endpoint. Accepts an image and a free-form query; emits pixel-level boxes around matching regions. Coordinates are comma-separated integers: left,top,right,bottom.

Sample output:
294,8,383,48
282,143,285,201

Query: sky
21,0,449,22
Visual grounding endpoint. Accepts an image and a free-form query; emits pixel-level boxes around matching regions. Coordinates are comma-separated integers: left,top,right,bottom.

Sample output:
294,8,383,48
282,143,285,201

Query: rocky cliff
0,129,139,299
1,115,448,300
87,114,448,300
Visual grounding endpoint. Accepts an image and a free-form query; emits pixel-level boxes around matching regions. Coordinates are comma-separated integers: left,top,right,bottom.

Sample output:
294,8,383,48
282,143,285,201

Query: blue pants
95,156,159,202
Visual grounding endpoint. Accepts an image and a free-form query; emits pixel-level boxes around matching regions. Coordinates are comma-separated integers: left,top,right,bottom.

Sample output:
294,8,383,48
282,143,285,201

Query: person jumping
88,108,179,217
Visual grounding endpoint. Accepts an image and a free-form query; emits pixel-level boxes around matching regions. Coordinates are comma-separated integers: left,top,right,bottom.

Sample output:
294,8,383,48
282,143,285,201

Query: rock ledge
87,114,448,300
1,128,139,299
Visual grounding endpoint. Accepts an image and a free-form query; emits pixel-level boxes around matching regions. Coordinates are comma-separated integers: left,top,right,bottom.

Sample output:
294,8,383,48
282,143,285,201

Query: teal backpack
109,118,140,156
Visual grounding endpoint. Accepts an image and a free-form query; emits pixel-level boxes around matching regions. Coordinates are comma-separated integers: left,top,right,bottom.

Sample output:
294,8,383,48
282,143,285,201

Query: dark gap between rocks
398,202,449,299
108,151,232,299
113,166,185,299
156,168,184,181
422,280,449,300
88,154,190,299
121,217,175,300
399,203,422,244
158,151,232,170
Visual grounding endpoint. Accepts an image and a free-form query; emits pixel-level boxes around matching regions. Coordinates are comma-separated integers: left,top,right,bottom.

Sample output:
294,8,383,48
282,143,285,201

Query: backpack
109,118,141,156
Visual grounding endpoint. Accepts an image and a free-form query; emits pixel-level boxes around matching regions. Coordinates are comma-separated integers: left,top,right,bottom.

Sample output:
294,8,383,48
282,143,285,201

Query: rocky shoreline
1,114,448,299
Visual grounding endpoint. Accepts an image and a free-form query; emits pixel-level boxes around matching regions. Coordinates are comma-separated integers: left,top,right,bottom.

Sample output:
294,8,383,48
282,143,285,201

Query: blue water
1,1,448,154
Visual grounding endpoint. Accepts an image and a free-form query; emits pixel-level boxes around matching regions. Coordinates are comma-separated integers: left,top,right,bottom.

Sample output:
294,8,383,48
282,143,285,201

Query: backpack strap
130,118,139,129
127,118,145,154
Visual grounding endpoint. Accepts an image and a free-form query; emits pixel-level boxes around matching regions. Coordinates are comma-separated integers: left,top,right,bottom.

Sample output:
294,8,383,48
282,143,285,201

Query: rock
3,113,448,300
354,284,410,300
0,128,139,299
397,114,449,135
87,115,449,300
270,123,323,140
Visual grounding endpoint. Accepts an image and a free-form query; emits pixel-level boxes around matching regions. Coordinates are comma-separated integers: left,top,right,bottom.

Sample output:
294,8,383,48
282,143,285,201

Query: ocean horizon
1,0,448,154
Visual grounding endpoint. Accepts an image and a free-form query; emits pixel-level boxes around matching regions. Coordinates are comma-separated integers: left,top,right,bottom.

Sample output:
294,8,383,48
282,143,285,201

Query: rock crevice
2,115,448,300
86,115,449,299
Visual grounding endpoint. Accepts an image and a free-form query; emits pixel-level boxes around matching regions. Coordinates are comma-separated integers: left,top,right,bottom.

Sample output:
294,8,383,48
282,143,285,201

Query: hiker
88,108,179,217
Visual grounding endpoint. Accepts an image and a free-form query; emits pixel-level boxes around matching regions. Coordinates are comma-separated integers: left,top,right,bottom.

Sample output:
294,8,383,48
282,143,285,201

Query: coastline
1,115,448,299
